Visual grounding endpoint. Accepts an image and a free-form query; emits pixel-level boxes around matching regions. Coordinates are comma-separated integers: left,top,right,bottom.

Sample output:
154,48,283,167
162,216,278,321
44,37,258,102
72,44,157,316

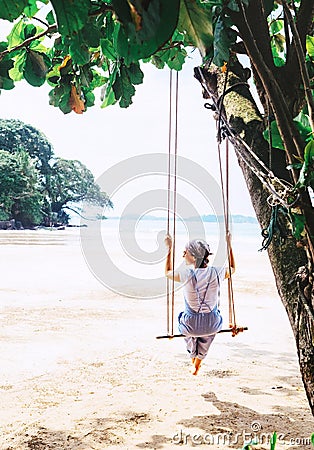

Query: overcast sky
0,51,255,218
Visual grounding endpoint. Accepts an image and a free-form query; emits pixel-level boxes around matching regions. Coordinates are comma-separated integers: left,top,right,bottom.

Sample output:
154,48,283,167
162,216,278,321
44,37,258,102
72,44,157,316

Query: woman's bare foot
192,357,202,375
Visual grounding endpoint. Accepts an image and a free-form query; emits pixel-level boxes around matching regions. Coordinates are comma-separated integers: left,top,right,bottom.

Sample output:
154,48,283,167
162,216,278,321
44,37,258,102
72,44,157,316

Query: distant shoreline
0,215,257,231
105,214,258,224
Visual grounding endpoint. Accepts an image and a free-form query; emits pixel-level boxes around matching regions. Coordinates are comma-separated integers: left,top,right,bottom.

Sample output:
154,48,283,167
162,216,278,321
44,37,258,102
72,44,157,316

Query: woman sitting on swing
164,234,235,375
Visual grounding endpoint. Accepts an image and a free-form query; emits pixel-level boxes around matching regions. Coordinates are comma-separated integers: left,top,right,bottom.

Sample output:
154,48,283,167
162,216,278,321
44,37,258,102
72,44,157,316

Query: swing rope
166,70,172,336
157,69,247,340
166,69,179,337
217,137,238,333
196,66,298,209
216,64,237,332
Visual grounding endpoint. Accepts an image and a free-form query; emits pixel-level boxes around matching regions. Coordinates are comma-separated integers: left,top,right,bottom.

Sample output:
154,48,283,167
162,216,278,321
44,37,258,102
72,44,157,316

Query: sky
0,51,255,219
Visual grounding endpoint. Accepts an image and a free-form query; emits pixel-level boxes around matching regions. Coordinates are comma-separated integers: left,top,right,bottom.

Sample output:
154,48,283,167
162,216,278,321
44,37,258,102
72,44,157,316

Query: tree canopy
0,148,43,225
0,1,313,194
0,119,112,227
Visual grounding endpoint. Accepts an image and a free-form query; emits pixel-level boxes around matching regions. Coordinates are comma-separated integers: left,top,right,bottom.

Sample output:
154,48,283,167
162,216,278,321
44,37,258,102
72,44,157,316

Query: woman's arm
164,234,180,282
225,233,235,279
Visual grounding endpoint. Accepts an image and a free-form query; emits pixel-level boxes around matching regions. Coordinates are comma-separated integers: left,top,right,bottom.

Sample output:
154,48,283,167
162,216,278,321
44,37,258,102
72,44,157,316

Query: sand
0,229,313,450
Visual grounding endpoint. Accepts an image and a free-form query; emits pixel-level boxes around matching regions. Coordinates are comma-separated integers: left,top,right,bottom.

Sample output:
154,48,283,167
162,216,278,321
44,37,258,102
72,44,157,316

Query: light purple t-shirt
179,266,225,313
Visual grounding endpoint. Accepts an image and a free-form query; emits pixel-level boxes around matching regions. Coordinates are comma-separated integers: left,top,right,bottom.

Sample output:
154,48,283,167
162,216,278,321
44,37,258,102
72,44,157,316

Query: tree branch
276,0,314,113
0,24,57,62
231,0,275,69
282,0,314,133
0,3,114,62
295,0,314,45
235,1,304,168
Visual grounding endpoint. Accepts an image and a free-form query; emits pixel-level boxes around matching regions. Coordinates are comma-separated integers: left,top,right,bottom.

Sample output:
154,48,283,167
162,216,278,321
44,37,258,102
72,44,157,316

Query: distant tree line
0,119,112,228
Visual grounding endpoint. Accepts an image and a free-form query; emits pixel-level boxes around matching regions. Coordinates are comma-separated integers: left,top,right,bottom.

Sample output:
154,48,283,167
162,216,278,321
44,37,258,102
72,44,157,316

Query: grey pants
178,304,222,360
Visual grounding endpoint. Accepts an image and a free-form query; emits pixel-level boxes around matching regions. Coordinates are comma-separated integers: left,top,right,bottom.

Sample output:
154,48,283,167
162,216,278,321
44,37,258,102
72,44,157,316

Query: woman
164,234,235,375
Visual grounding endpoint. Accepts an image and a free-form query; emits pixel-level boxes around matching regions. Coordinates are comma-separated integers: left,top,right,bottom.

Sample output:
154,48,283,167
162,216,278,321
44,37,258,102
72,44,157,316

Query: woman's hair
186,239,212,268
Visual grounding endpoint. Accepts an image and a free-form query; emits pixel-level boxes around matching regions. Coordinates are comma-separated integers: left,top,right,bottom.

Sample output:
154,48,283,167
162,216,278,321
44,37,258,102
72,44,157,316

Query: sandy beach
0,228,313,450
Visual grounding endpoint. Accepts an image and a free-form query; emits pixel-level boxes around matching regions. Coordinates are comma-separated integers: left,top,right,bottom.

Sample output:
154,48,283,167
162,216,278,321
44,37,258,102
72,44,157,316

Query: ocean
79,217,271,301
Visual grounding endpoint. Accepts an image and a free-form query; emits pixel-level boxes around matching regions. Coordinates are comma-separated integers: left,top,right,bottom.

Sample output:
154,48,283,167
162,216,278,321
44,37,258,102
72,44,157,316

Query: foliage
0,1,313,237
0,1,311,114
0,0,186,111
49,158,112,213
0,148,43,224
0,118,53,173
0,1,313,177
0,4,313,232
0,119,112,226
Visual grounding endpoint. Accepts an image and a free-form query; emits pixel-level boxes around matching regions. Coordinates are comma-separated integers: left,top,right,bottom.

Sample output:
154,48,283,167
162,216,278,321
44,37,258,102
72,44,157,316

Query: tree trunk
195,64,314,416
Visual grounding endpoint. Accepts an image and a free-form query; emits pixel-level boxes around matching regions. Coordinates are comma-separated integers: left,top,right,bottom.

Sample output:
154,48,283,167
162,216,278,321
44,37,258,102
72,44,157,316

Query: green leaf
263,120,285,150
101,64,119,108
89,70,107,90
126,62,144,85
150,55,165,69
295,111,311,130
58,90,72,113
23,51,49,87
160,46,187,70
101,86,117,108
273,55,285,67
113,0,180,64
304,139,314,166
310,433,314,446
100,38,117,60
82,20,102,48
50,0,89,37
23,24,37,40
0,0,28,21
213,15,237,66
263,115,311,151
0,59,15,89
306,35,314,58
295,139,314,189
9,50,27,81
23,0,40,18
294,118,312,143
79,65,93,87
46,10,56,26
68,33,90,65
0,41,8,52
178,0,214,59
270,19,283,35
47,64,61,85
49,83,72,113
82,88,95,107
29,41,49,53
113,65,135,108
270,432,277,450
111,0,132,25
290,212,306,239
7,19,25,49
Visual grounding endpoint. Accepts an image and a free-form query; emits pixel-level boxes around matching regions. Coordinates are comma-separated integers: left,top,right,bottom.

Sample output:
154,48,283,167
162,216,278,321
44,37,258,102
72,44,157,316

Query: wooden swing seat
156,326,248,339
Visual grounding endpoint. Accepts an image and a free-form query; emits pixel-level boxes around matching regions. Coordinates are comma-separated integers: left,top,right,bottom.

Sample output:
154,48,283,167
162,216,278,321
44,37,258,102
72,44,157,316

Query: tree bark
194,64,314,416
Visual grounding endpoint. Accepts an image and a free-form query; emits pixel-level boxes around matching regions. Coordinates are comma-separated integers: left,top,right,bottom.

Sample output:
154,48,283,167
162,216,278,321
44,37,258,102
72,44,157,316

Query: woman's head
184,239,212,268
